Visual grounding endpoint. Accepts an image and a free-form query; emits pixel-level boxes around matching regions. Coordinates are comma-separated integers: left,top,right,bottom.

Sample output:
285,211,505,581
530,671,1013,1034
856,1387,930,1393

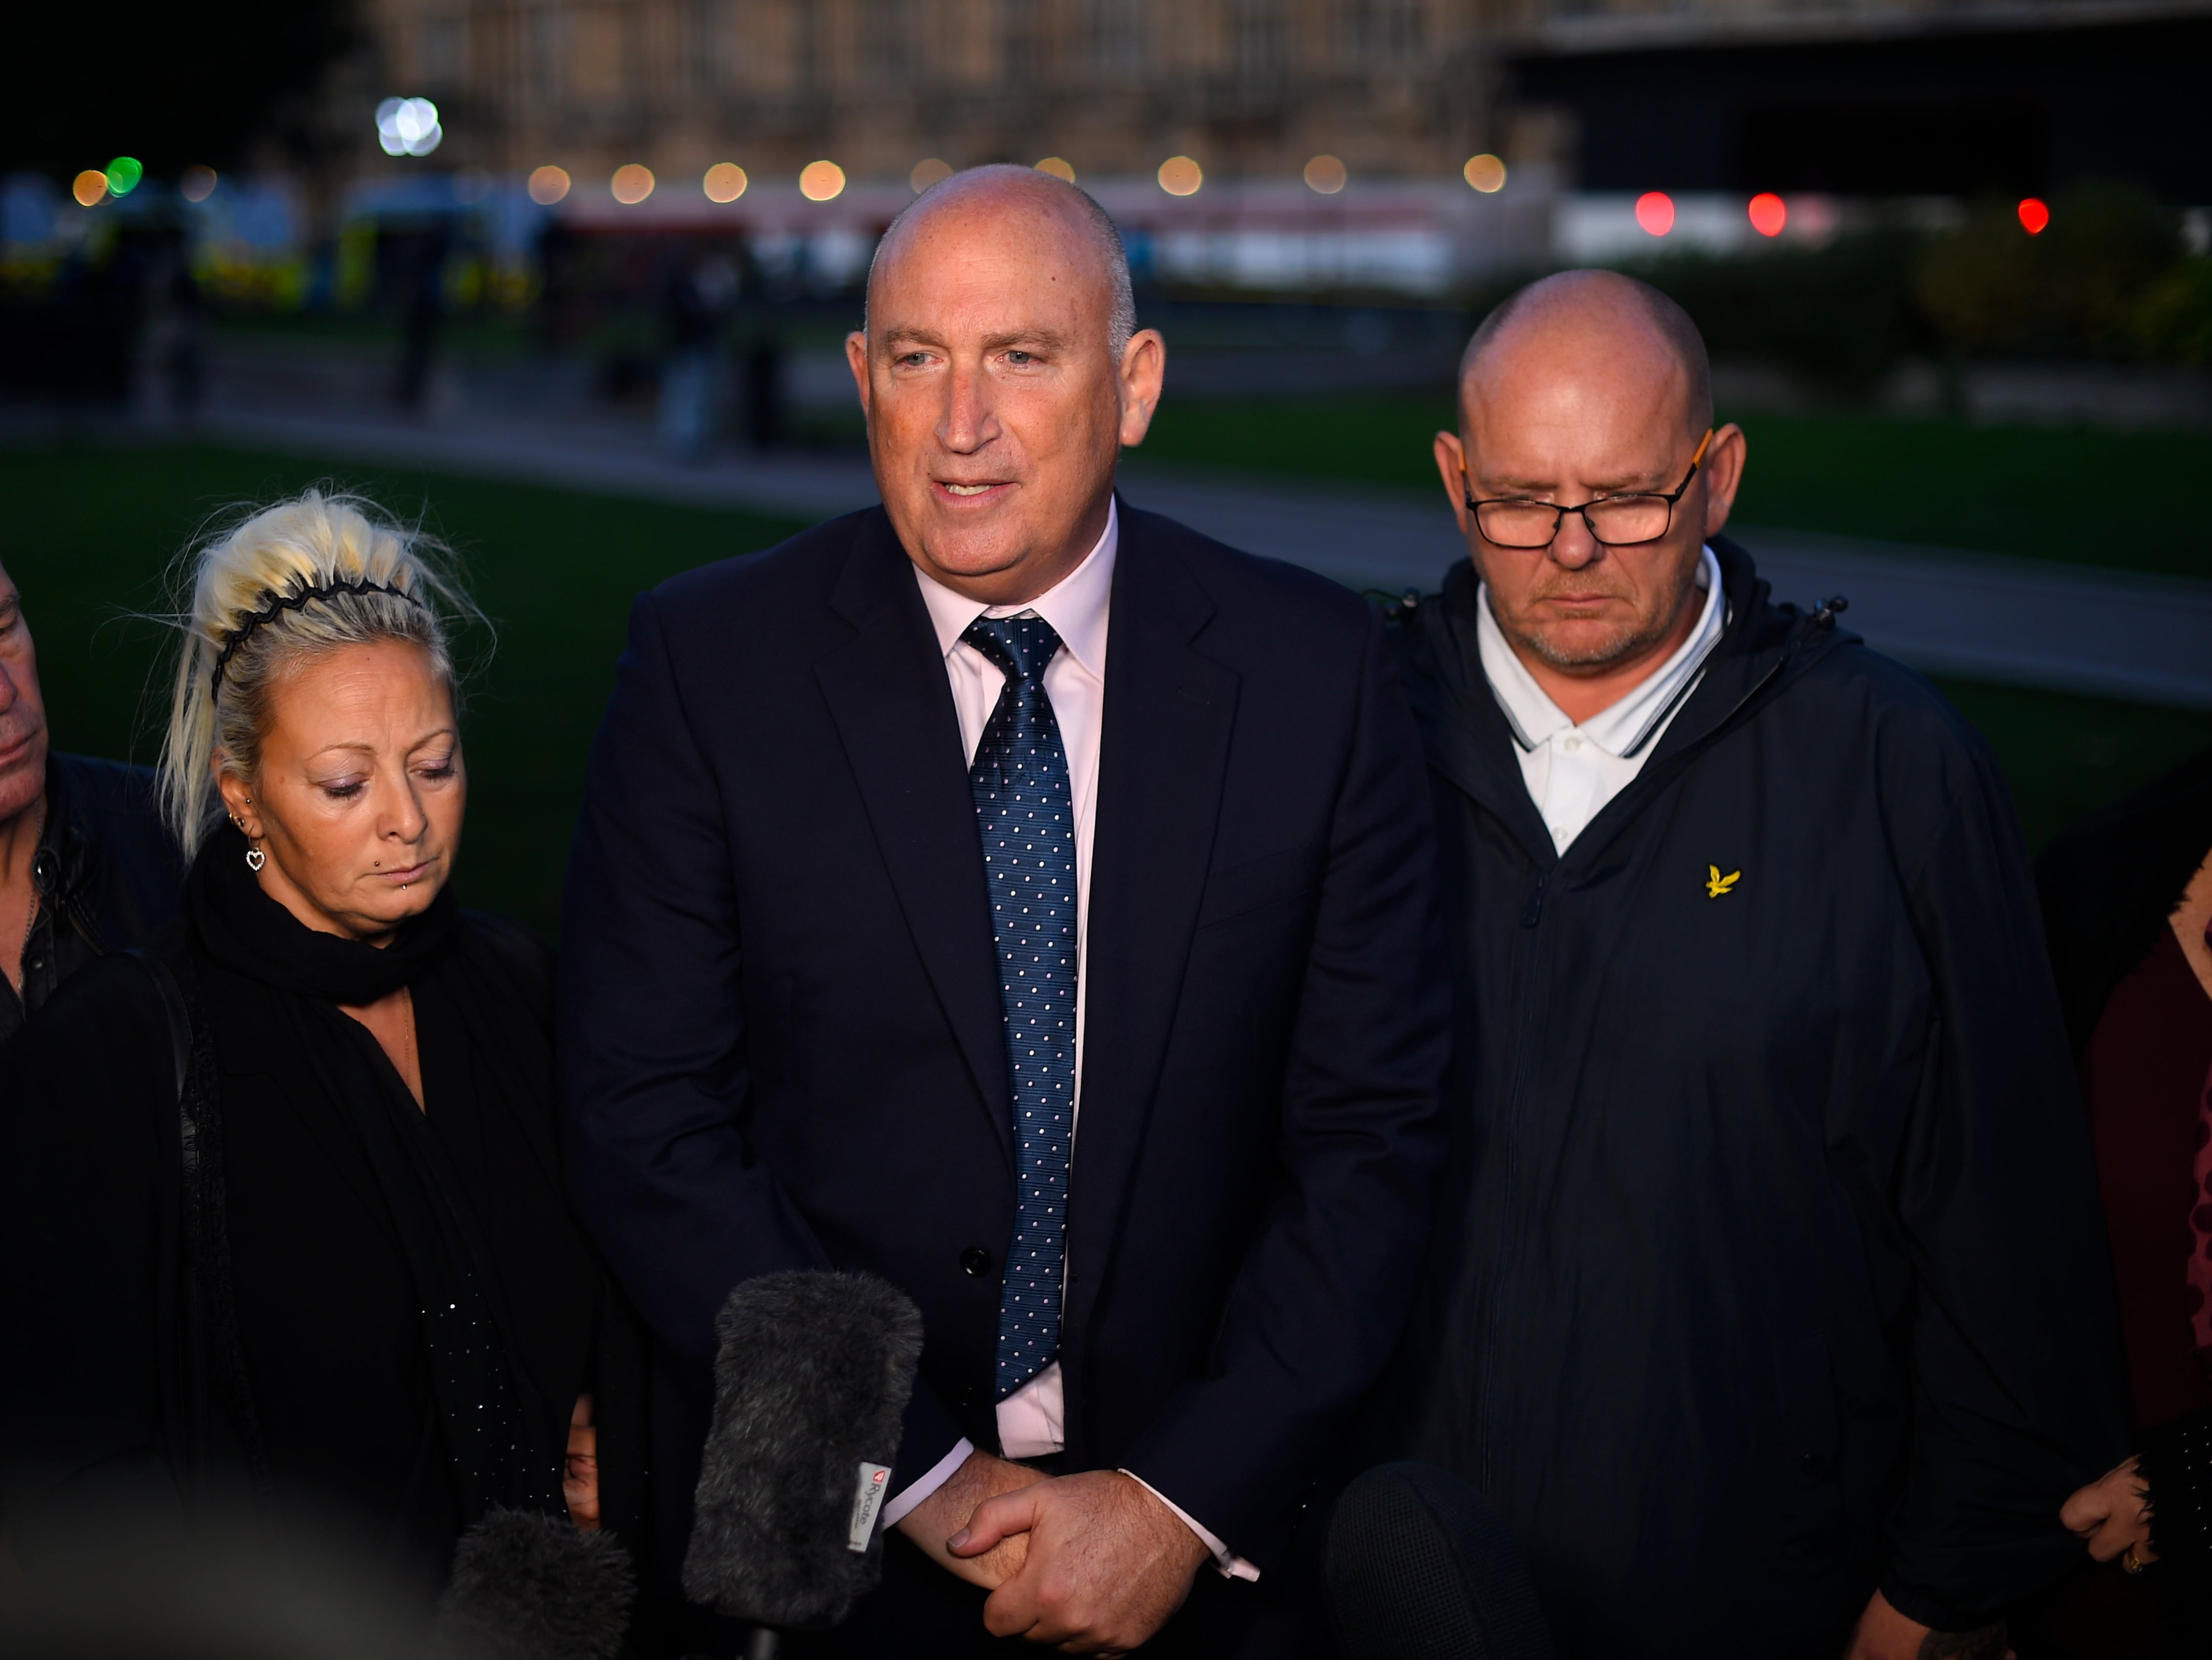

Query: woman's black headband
209,576,426,692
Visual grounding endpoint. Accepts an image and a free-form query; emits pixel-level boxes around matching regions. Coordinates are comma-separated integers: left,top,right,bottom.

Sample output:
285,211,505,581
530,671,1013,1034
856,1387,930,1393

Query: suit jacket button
960,1247,993,1278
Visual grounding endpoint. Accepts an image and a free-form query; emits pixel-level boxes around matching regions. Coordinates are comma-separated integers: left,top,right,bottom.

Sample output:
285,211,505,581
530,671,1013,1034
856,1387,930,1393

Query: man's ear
845,330,871,420
1434,430,1472,538
1700,423,1747,538
1117,329,1167,448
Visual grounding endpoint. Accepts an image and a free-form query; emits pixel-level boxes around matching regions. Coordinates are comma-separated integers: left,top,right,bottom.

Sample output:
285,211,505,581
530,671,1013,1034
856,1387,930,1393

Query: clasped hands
895,1450,1211,1654
1842,1458,2157,1660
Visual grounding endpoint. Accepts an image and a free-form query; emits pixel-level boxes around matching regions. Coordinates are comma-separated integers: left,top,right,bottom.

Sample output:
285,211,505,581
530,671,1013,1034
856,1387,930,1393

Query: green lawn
1931,680,2212,850
2,441,2205,937
1133,396,2212,579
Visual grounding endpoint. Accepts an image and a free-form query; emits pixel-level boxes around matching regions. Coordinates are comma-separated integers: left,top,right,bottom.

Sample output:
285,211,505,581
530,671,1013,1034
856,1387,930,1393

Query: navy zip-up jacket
1368,537,2129,1656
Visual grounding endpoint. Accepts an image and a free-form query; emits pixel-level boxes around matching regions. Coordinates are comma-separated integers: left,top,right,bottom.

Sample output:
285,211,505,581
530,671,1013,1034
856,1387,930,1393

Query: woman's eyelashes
309,751,457,801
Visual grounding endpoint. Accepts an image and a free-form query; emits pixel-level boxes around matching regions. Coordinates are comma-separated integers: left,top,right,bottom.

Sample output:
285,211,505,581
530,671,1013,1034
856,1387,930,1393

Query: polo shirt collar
1477,544,1726,759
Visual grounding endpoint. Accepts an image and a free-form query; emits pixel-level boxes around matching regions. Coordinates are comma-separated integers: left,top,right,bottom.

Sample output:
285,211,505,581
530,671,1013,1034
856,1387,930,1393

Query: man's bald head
866,164,1137,361
1460,270,1711,438
1433,266,1745,702
844,161,1166,607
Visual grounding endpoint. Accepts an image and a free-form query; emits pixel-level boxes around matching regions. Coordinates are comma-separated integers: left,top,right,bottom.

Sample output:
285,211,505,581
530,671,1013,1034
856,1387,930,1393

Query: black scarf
187,825,562,1520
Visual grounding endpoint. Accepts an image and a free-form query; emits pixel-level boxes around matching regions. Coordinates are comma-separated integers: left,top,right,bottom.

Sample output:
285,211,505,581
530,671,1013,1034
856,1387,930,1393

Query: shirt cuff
1120,1470,1261,1582
882,1437,974,1530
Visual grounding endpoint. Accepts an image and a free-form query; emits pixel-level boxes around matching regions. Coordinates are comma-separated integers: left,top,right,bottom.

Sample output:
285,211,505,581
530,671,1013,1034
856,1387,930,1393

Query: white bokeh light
375,97,444,158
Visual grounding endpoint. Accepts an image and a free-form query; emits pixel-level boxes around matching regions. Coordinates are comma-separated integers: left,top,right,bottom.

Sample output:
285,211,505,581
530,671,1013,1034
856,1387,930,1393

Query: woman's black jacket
0,891,648,1591
1363,537,2130,1657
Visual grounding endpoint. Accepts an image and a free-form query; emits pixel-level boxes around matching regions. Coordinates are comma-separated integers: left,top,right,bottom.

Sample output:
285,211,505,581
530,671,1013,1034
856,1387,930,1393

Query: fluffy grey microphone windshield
436,1508,635,1660
684,1269,925,1629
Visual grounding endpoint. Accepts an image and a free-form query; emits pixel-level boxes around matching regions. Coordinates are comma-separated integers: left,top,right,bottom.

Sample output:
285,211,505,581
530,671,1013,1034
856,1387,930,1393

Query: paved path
62,405,2212,711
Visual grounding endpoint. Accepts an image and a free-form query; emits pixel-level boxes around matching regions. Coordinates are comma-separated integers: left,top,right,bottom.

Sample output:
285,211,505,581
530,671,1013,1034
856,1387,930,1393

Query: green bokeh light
105,156,143,196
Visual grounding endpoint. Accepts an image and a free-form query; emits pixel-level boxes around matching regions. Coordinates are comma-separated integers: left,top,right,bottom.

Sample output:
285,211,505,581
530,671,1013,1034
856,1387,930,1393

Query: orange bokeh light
1463,154,1506,194
1157,155,1203,197
2018,197,2051,235
1635,192,1675,236
1748,193,1787,237
71,169,107,207
799,160,846,201
528,165,571,205
704,162,747,203
611,164,655,205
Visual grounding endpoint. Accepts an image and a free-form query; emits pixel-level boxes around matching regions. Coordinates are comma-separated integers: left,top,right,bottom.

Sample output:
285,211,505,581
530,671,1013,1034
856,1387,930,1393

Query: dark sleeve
0,959,178,1539
1120,607,1452,1565
1877,733,2131,1629
555,593,966,1489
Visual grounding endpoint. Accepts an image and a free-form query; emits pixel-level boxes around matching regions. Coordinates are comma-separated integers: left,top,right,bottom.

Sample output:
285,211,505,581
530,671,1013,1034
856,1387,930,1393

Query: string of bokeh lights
60,106,2053,245
1632,189,2052,239
511,151,1513,205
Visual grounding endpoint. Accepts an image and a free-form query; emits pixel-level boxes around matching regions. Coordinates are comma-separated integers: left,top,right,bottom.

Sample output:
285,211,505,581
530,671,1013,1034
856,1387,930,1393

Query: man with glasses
1360,271,2127,1658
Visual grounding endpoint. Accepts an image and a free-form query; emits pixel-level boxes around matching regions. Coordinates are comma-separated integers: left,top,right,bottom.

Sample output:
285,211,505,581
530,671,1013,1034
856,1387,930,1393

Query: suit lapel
814,512,1012,1164
1069,506,1240,1333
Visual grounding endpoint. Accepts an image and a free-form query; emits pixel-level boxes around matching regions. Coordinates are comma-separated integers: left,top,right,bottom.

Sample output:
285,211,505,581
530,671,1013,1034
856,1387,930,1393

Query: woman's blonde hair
158,489,481,857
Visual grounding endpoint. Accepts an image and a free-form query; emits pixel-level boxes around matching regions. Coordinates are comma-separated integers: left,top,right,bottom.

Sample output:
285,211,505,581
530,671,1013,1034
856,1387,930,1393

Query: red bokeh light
2017,197,2050,235
1635,192,1675,236
1748,192,1788,237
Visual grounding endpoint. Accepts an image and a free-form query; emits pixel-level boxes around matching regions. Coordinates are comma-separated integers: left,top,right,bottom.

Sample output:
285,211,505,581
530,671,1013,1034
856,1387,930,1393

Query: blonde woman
0,492,642,1597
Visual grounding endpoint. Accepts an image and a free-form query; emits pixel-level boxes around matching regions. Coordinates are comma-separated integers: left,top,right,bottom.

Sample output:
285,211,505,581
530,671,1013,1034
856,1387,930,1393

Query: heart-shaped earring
245,847,266,872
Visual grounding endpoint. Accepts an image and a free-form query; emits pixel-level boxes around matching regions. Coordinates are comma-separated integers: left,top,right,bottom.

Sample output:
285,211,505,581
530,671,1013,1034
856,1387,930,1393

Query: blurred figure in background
743,332,785,451
659,250,737,460
0,554,183,1049
1363,270,2126,1658
2030,745,2212,1655
396,218,453,413
0,493,643,1610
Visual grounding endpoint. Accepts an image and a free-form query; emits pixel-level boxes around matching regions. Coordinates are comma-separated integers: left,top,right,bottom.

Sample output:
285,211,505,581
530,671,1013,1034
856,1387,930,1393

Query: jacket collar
1058,499,1238,1452
1477,544,1728,762
818,509,1018,1166
814,497,1234,1188
1410,533,1856,868
36,751,82,919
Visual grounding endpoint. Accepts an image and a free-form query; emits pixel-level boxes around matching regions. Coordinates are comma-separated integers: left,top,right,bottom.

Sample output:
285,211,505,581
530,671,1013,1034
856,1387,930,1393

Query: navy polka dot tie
964,614,1078,1401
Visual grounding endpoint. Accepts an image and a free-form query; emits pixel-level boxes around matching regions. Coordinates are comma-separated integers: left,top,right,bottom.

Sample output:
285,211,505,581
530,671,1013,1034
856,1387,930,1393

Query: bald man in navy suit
558,166,1449,1656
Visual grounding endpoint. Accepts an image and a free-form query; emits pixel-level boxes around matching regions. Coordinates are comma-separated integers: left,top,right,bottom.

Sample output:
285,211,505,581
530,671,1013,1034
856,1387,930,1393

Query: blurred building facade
361,0,2209,197
367,0,1503,185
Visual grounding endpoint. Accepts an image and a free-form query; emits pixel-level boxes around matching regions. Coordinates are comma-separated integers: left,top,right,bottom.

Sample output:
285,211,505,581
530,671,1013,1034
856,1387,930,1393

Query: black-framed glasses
1463,429,1714,550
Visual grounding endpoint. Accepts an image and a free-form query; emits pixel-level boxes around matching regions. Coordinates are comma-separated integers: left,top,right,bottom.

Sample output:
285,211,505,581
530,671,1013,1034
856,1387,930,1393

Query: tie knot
963,613,1064,683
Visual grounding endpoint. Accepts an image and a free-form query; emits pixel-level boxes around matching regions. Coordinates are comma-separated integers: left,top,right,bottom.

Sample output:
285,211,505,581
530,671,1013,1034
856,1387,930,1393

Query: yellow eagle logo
1706,865,1742,899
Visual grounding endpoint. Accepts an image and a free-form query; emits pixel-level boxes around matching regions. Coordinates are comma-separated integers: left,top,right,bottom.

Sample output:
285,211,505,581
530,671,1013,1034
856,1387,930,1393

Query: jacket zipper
1478,862,1551,1487
1458,602,1843,1487
1519,870,1549,928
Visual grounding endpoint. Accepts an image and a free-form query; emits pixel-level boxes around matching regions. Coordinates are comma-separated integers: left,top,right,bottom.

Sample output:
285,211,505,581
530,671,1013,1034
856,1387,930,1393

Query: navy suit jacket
557,500,1448,1580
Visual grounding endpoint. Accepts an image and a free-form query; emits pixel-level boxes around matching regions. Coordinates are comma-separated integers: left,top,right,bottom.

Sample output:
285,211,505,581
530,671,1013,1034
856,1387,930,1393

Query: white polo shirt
1475,546,1727,853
